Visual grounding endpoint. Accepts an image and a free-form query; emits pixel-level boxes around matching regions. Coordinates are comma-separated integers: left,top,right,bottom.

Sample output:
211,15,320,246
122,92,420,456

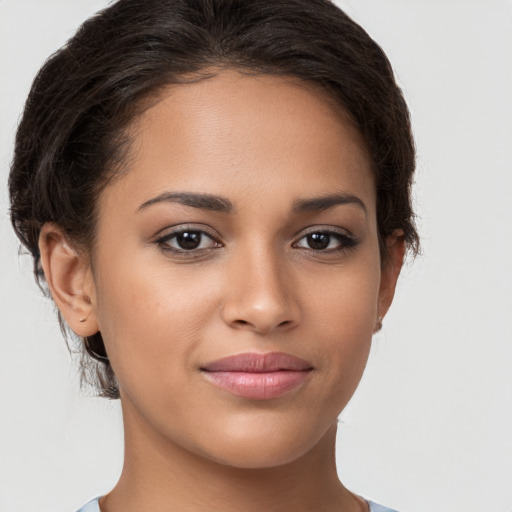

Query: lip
200,352,313,400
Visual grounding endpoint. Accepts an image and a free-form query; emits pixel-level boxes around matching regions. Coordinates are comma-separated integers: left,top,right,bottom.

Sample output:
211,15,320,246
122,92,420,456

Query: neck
101,405,366,512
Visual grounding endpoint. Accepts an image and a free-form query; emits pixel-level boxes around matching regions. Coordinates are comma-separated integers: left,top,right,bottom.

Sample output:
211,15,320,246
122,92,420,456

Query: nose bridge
221,239,299,334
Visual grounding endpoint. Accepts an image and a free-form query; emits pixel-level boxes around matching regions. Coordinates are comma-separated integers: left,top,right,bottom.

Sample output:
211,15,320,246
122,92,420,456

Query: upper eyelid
154,224,220,241
292,225,355,240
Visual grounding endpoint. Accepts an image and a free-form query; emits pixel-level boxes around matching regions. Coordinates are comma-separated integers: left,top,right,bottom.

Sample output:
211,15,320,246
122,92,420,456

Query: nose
220,245,301,335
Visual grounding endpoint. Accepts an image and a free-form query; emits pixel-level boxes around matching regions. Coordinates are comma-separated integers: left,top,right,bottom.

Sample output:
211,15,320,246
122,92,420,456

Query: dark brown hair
9,0,418,398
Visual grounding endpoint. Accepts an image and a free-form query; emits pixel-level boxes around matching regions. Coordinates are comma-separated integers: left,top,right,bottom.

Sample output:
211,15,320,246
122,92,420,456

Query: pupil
307,233,330,250
177,231,201,250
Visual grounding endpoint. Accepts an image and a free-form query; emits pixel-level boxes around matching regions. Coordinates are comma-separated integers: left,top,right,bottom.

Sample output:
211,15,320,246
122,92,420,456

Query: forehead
102,70,375,214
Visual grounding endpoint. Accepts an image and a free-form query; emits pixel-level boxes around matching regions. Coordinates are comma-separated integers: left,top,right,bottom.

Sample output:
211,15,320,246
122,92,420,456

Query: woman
9,1,418,511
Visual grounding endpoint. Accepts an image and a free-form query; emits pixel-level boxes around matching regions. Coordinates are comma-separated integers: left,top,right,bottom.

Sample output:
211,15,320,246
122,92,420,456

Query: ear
39,223,98,337
375,229,406,332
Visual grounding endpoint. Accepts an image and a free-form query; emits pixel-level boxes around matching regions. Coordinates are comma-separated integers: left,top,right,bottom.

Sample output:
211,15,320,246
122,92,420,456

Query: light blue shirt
77,497,400,511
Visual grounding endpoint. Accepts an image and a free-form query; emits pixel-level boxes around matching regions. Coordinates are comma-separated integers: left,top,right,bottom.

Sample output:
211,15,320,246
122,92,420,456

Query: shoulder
367,501,402,512
75,498,101,512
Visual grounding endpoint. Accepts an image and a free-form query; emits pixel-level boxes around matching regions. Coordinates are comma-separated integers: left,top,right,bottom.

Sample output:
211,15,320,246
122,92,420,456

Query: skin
39,70,404,512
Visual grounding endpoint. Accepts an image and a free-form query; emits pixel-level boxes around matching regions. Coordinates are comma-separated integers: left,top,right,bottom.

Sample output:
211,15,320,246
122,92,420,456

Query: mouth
200,352,313,400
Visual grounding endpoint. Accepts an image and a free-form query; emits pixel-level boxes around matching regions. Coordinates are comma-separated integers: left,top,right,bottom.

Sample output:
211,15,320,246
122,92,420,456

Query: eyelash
155,225,222,257
292,228,358,254
154,225,358,257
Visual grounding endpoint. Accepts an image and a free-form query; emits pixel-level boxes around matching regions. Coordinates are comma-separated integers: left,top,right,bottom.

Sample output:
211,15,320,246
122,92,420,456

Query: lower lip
202,370,311,399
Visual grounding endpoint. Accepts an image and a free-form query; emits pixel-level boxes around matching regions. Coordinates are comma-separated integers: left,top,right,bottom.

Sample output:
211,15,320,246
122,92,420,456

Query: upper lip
201,352,313,373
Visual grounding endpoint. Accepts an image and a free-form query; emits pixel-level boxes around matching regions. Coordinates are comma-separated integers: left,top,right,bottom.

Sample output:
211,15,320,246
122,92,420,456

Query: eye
156,227,221,252
293,229,357,252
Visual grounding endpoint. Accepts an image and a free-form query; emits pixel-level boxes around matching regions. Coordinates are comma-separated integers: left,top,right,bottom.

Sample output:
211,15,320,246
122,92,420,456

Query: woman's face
79,70,401,468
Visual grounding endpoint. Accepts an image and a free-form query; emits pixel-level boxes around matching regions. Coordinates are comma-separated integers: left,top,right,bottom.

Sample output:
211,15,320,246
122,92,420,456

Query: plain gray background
1,1,511,511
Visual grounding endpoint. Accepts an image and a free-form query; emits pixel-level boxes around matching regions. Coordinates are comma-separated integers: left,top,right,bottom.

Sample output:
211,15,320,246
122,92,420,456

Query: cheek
306,248,381,334
91,251,220,392
304,257,380,400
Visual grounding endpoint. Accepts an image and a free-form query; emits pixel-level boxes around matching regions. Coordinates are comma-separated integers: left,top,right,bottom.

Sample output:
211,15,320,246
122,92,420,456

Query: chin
206,445,313,470
196,417,335,470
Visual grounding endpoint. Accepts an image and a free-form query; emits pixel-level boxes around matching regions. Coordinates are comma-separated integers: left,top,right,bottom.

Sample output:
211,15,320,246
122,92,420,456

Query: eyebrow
292,192,367,215
138,192,233,213
137,190,366,216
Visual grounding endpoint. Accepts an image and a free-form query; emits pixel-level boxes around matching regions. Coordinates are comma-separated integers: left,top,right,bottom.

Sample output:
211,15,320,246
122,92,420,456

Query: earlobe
38,223,98,337
376,230,406,331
